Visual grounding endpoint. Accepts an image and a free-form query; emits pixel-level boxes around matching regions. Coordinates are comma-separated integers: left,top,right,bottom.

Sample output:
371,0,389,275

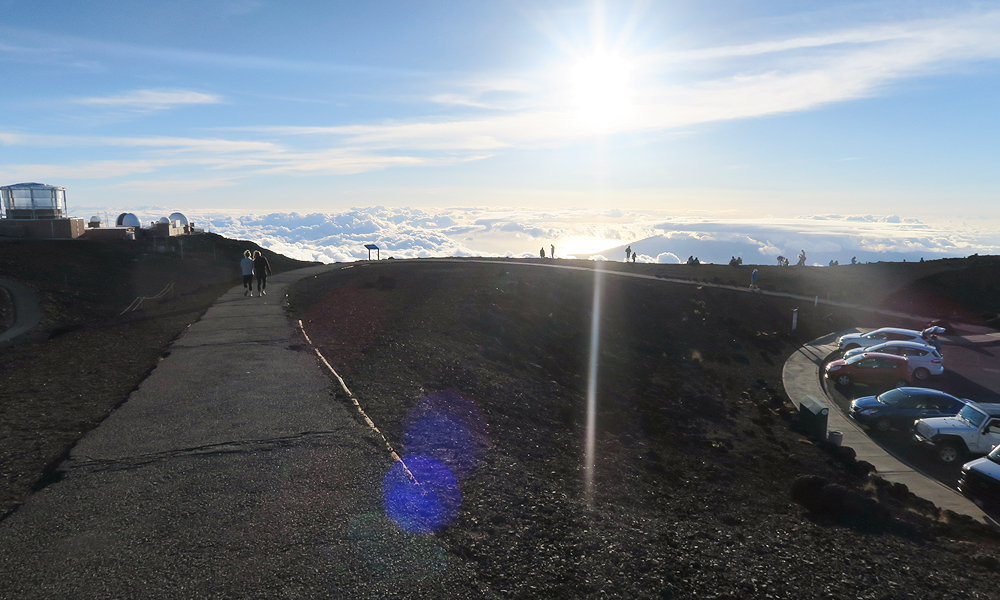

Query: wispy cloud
220,10,1000,162
5,9,1000,186
75,89,222,110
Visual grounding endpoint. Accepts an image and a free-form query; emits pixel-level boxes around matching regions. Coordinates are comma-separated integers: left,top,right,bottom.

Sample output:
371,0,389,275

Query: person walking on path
240,250,255,297
750,268,759,291
253,250,272,296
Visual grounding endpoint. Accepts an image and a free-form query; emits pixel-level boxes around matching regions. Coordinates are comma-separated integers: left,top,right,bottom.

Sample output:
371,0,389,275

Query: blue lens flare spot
382,455,461,534
402,391,489,482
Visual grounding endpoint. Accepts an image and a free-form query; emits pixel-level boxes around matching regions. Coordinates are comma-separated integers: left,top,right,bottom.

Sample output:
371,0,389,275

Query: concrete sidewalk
0,266,486,599
782,332,996,526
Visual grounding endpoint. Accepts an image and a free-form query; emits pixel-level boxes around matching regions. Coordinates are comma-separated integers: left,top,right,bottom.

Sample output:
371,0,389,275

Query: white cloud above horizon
73,206,1000,265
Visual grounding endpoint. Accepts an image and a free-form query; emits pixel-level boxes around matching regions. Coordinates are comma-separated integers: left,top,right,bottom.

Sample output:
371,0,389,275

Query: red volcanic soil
288,258,1000,600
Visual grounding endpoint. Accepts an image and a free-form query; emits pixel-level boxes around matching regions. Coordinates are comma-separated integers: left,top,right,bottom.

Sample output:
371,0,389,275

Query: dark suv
959,445,1000,511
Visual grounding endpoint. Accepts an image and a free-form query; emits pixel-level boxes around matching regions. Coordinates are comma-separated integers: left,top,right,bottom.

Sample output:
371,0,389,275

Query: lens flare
383,455,461,534
402,391,489,481
584,261,605,506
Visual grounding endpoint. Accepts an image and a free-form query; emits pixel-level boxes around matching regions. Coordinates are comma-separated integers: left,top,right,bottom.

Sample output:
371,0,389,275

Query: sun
570,49,633,127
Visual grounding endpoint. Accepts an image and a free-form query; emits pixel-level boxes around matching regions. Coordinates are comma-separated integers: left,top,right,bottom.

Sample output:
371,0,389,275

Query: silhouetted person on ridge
797,250,807,266
540,247,545,258
631,251,636,263
240,250,255,297
551,244,555,259
625,245,631,262
253,250,272,296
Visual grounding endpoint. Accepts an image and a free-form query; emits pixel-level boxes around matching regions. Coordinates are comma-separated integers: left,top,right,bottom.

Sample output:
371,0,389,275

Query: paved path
0,266,487,599
782,331,998,526
0,277,41,344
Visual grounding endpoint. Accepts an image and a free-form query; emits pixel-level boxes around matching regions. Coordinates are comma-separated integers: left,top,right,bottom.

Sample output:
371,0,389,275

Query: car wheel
874,418,892,433
913,368,930,380
836,374,852,386
936,442,962,465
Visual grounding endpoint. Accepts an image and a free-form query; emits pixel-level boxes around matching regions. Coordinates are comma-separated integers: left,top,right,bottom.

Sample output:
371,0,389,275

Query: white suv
913,403,1000,464
843,341,943,380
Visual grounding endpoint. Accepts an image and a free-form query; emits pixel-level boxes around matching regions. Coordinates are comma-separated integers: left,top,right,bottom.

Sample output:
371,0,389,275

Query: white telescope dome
116,213,141,228
168,212,189,226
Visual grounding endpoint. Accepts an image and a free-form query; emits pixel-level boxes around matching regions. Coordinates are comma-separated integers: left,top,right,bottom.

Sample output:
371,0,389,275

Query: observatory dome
158,217,170,224
168,212,189,226
89,216,101,223
116,213,141,228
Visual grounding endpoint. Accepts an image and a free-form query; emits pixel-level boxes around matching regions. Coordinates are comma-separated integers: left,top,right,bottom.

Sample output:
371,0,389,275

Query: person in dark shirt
253,251,272,296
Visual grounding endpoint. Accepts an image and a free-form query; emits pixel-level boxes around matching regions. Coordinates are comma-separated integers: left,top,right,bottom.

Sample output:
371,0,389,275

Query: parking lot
824,333,1000,491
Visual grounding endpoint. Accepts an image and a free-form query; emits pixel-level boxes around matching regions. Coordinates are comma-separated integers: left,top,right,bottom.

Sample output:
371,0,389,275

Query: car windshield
958,405,987,428
844,354,867,365
876,389,908,406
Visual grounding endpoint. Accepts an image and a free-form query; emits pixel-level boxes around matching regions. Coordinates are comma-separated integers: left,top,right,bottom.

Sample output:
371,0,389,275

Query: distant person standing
797,250,807,266
540,247,546,258
631,251,636,263
750,268,759,291
551,244,555,259
240,250,255,297
253,250,272,296
625,245,631,262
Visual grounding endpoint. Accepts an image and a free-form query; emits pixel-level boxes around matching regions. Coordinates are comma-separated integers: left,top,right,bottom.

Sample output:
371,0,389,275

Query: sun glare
570,49,633,128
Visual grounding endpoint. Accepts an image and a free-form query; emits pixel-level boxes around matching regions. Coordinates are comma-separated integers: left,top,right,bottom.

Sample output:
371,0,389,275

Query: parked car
959,446,1000,510
843,341,943,380
836,328,928,351
913,402,1000,464
849,388,968,432
824,352,912,388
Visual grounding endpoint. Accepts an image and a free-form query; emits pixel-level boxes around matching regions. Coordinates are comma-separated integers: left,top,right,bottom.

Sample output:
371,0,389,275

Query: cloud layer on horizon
78,206,1000,265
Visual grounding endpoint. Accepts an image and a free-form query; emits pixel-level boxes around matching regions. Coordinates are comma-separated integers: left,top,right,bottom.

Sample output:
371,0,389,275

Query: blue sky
2,0,999,235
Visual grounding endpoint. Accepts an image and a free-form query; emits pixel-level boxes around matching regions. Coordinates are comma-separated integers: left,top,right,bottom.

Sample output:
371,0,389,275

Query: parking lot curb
782,332,995,526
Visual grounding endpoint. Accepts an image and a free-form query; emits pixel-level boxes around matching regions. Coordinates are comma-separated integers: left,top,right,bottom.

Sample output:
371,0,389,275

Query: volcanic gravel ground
289,259,1000,599
0,236,313,518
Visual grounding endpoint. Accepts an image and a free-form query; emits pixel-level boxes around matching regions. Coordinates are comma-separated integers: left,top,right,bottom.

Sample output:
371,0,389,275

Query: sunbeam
584,260,605,506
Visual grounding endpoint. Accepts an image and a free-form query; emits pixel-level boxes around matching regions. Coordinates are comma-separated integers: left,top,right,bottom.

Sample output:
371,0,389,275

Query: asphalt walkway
782,331,997,526
0,266,487,599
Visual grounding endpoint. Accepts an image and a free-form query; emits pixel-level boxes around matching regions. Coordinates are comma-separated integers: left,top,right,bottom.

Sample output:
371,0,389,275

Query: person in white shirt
240,250,255,296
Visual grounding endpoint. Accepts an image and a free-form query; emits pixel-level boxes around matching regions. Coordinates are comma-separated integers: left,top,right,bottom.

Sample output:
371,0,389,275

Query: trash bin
828,430,843,446
798,395,830,441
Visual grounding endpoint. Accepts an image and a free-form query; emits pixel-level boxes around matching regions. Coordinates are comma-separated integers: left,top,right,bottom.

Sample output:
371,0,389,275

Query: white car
843,341,943,380
837,328,928,352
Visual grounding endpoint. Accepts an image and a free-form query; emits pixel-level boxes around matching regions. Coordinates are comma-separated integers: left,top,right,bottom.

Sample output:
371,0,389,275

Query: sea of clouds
82,206,1000,266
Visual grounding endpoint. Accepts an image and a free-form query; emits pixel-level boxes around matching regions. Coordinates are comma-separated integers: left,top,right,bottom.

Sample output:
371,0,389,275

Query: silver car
836,327,927,352
843,340,943,380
